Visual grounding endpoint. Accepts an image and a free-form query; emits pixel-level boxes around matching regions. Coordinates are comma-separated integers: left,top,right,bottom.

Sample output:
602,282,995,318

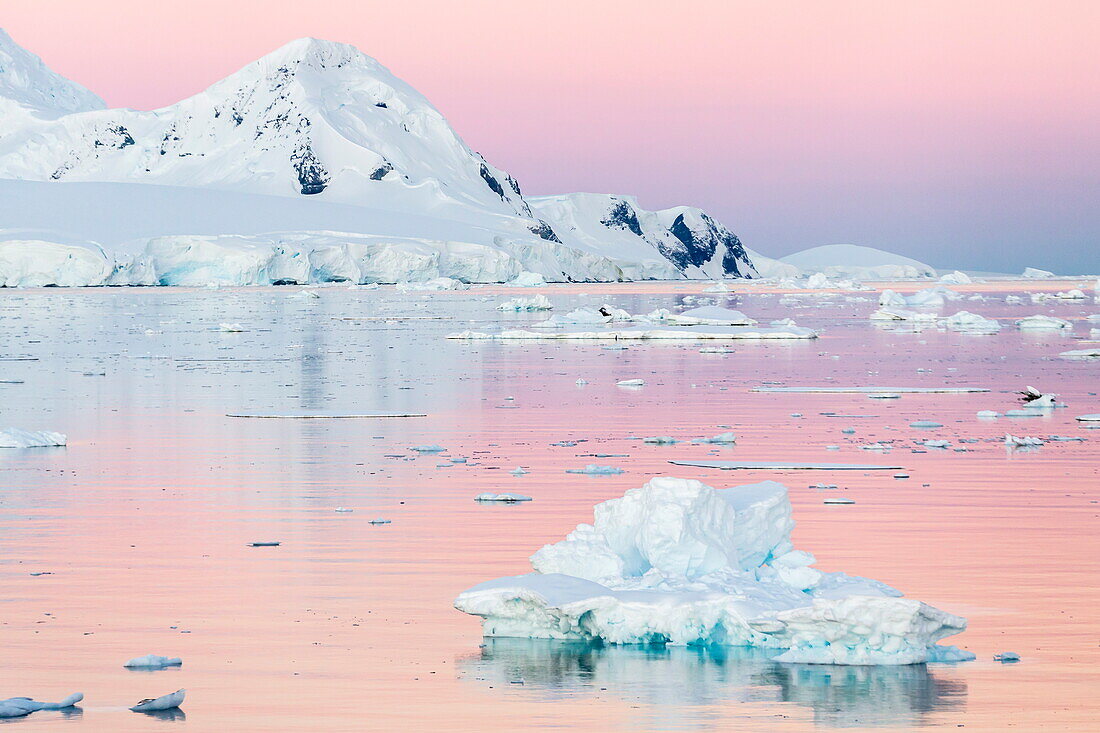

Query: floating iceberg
1016,315,1072,330
0,428,67,448
455,477,972,665
779,245,935,280
938,271,972,285
124,654,183,669
131,689,185,713
506,271,548,287
0,693,83,718
497,295,552,311
1022,267,1055,279
940,311,1001,333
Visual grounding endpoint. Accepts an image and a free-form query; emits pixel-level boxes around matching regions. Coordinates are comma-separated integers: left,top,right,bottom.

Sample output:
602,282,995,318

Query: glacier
455,477,973,665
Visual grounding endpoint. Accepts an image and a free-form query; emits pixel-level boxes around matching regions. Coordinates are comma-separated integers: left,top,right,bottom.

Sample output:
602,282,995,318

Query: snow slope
0,30,757,284
455,476,972,665
780,244,936,279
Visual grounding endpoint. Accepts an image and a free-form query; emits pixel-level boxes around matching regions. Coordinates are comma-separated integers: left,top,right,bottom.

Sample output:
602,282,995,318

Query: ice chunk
692,432,737,444
823,497,856,505
1004,435,1043,447
410,444,446,453
643,436,679,444
977,410,1000,419
617,379,645,386
909,421,943,428
0,693,83,718
644,306,756,326
1075,414,1100,422
1061,348,1100,359
1053,289,1086,300
507,271,547,287
0,428,67,448
994,651,1021,662
497,295,552,311
131,689,185,713
938,270,972,285
565,465,624,475
476,493,533,503
1016,315,1071,330
124,654,183,669
941,311,1000,333
218,322,245,332
455,477,971,665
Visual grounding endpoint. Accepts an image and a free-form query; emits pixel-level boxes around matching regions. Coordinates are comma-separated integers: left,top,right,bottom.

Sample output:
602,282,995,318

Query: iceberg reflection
458,639,967,729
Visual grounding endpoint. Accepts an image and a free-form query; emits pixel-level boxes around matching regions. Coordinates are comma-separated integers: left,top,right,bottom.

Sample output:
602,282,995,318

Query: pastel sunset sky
5,0,1098,271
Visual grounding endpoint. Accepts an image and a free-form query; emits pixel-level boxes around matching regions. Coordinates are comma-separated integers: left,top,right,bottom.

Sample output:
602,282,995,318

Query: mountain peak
0,27,105,118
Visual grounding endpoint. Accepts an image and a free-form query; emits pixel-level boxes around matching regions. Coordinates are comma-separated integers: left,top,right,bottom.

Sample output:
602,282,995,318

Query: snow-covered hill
0,31,756,285
779,244,936,280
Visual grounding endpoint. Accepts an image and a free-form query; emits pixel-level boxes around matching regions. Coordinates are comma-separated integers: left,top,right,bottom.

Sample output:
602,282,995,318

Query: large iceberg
778,244,936,280
455,477,972,665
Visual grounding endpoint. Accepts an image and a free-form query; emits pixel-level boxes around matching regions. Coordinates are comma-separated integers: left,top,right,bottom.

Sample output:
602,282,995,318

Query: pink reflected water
0,280,1097,731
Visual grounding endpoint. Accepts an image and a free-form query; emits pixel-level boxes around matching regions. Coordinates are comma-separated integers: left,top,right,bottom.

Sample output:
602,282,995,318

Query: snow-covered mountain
0,30,756,285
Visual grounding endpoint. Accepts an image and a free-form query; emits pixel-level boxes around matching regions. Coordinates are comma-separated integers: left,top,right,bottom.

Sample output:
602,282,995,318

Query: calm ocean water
1,281,1097,731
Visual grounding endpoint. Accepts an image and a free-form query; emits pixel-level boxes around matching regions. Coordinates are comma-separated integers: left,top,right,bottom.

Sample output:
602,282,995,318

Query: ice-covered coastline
455,477,973,665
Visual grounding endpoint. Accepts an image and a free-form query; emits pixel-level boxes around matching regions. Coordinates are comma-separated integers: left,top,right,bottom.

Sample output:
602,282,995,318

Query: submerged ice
455,477,972,665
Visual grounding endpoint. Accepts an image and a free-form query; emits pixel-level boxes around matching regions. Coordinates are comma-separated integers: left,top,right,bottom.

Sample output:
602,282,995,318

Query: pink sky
4,0,1099,271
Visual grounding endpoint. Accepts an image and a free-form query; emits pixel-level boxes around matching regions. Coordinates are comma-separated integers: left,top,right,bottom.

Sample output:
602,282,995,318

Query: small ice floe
574,378,588,385
510,467,528,476
868,393,900,399
702,282,730,293
644,306,756,326
668,460,903,471
409,444,446,453
921,440,951,448
1004,435,1044,447
692,432,737,444
368,518,392,524
643,436,679,444
289,289,320,299
1016,315,1072,330
248,541,280,547
130,689,185,713
698,346,732,354
0,693,83,718
1018,386,1057,408
1005,294,1023,303
0,428,67,448
894,473,910,479
565,465,624,475
617,378,645,387
497,295,552,311
941,311,1001,333
125,654,182,669
770,318,796,327
1060,348,1100,360
1053,289,1086,300
977,410,1000,419
475,493,532,503
823,497,856,505
861,443,892,452
994,651,1021,663
218,322,246,332
334,507,354,513
909,420,943,428
869,307,938,323
1075,414,1100,422
448,325,817,340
